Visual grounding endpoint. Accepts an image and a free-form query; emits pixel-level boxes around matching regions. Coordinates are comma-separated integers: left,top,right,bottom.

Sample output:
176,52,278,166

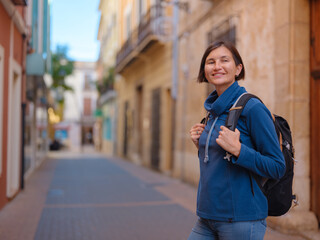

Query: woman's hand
189,123,206,149
216,126,241,157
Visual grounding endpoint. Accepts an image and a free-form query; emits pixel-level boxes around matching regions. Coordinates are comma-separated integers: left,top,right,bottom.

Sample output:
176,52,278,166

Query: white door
6,59,22,198
0,45,4,176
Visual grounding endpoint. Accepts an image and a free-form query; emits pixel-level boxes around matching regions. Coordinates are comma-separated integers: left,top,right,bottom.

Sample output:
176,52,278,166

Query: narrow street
0,149,308,240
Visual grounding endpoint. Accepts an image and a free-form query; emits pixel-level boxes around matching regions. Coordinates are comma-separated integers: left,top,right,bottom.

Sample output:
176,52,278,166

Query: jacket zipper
204,117,218,163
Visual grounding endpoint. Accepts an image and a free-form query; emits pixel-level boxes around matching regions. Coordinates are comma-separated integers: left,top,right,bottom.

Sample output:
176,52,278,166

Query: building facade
115,0,175,172
0,0,27,208
0,0,51,210
96,0,120,155
108,0,320,233
25,0,51,179
62,62,98,151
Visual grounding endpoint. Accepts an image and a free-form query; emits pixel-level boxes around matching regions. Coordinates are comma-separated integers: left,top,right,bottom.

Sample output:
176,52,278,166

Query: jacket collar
204,81,246,117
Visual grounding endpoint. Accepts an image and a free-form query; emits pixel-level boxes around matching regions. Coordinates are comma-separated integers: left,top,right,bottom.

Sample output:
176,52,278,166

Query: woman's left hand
216,126,241,157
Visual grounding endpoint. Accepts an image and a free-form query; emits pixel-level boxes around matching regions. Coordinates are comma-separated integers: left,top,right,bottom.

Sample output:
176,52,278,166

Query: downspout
21,103,26,189
20,6,27,189
171,1,180,179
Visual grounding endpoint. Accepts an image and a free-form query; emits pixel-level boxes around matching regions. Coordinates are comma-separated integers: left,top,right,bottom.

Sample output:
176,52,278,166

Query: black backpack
225,93,297,216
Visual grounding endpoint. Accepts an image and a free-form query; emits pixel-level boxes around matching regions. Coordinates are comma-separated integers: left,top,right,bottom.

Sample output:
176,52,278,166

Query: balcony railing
11,0,27,5
116,5,165,72
116,30,136,68
138,5,162,45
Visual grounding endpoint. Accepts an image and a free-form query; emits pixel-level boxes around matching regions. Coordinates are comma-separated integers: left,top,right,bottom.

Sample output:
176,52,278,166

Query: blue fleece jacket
197,81,285,221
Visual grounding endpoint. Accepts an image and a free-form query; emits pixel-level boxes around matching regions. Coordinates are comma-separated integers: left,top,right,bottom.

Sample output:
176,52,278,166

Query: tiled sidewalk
0,150,318,239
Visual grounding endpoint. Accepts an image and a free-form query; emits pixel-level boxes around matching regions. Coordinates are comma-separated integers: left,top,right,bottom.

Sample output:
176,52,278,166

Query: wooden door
310,0,320,222
151,88,161,170
123,101,129,156
136,86,143,156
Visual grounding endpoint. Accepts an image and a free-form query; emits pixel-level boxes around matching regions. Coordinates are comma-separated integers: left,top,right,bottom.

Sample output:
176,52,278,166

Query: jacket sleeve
231,101,286,179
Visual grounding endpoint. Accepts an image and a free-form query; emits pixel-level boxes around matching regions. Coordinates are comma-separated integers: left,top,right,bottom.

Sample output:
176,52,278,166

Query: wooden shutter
310,0,320,222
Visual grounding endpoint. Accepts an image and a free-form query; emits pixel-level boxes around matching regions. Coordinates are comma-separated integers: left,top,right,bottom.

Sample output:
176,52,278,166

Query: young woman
188,41,285,240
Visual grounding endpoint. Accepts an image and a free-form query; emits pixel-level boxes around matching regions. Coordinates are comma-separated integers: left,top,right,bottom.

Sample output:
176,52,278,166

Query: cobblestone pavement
0,149,318,240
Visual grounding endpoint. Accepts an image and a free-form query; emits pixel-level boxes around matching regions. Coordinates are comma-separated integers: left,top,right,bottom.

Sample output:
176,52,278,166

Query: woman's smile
204,46,242,95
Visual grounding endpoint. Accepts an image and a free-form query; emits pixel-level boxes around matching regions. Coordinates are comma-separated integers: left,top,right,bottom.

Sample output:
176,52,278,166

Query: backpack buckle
292,157,298,164
224,152,232,162
292,194,299,207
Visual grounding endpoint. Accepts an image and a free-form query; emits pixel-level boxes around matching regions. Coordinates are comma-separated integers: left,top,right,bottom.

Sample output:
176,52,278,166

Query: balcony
116,5,166,73
11,0,27,5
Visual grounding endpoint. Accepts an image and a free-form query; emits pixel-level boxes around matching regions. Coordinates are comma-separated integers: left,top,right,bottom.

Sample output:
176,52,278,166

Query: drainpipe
20,8,27,189
21,103,26,189
171,0,180,179
171,1,179,101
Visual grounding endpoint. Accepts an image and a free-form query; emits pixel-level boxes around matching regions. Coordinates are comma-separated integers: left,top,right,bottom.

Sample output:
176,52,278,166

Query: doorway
136,86,143,157
123,101,129,156
151,88,161,169
7,60,22,198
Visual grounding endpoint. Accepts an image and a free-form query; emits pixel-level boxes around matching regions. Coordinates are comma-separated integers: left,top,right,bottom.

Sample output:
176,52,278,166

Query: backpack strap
226,93,262,131
200,111,210,125
225,93,268,196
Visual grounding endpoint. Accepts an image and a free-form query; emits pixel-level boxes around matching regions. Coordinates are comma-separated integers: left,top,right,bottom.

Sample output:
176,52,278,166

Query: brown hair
197,41,245,83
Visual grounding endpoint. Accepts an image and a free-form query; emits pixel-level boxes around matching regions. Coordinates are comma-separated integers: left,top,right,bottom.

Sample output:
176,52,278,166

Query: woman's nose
213,61,222,70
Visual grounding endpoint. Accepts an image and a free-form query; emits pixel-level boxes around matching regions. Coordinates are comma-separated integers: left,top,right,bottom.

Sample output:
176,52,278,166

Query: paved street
0,149,313,240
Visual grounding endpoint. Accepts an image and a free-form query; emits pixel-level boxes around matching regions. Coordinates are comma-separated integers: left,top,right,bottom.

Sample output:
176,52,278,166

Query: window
138,0,145,23
207,17,236,46
104,118,112,140
206,19,237,95
125,4,132,40
84,73,94,90
83,98,92,116
126,12,131,39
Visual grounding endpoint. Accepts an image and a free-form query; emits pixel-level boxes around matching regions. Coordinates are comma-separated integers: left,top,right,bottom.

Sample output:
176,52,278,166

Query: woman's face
204,46,242,93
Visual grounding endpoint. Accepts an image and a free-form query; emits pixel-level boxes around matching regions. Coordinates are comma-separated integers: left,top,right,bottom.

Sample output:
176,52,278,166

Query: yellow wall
97,0,120,154
98,0,119,69
116,43,173,170
112,0,317,232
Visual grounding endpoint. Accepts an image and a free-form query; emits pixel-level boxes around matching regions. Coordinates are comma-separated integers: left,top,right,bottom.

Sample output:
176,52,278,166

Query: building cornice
0,0,27,35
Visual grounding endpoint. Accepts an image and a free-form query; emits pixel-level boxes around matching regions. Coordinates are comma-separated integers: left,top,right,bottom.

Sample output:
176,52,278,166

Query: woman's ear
236,64,243,76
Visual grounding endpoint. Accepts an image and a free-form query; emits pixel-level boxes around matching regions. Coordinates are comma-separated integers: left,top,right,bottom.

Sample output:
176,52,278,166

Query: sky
51,0,101,62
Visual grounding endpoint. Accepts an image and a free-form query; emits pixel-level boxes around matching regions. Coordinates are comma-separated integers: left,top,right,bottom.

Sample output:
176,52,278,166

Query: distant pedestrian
188,41,285,240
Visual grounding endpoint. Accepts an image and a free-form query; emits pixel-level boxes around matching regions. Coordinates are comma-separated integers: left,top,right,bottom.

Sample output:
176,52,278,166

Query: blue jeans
188,217,267,240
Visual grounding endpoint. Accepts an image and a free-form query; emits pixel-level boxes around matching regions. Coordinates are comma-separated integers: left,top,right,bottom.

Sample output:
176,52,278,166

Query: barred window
206,19,237,95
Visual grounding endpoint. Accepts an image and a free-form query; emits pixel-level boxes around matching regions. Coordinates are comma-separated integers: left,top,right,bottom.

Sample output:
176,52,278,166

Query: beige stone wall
102,141,113,155
113,0,318,232
116,43,173,172
100,98,117,155
174,0,317,232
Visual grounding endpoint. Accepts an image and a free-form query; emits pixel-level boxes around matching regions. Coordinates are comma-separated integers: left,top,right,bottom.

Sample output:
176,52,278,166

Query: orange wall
0,4,25,209
14,27,23,63
0,4,11,209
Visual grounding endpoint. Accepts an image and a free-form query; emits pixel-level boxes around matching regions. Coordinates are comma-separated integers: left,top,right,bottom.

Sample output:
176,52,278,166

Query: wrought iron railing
11,0,27,5
138,5,163,44
116,5,164,70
